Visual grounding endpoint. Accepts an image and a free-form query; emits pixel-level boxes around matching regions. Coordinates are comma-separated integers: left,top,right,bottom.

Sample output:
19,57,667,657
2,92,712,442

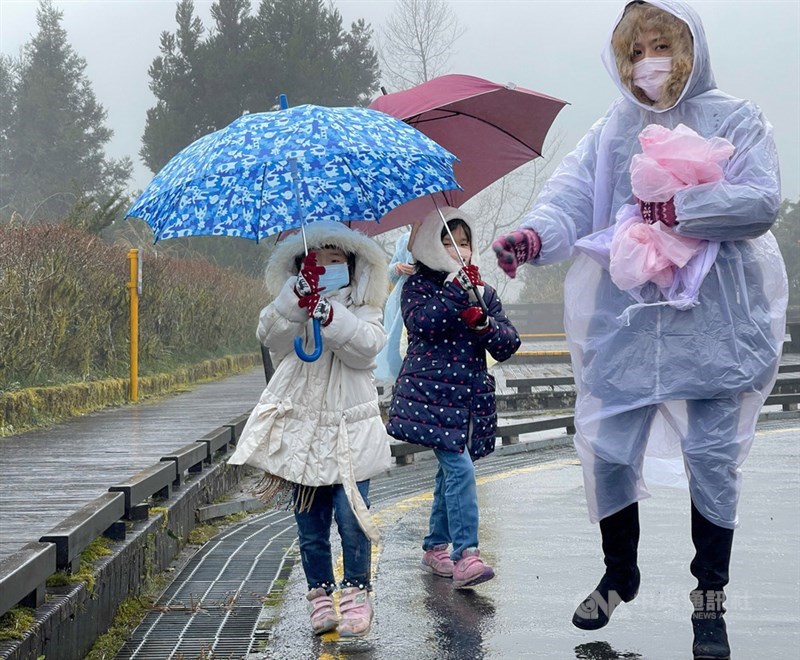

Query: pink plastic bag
610,124,733,294
610,206,703,291
630,123,735,202
577,123,734,314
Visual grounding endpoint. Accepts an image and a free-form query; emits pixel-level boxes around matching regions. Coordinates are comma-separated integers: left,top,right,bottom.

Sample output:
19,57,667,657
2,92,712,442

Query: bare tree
464,130,564,302
374,0,564,304
378,0,466,89
371,132,564,304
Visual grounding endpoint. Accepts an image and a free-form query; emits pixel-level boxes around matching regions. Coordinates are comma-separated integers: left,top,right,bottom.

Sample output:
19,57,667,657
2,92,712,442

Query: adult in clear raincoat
491,2,787,658
374,230,414,383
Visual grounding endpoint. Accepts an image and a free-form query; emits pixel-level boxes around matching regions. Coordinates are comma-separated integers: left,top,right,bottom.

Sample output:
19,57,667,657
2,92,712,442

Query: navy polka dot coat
386,264,521,459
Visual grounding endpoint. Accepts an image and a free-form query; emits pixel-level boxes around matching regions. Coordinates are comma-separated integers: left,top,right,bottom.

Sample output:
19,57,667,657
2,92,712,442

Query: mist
1,0,798,200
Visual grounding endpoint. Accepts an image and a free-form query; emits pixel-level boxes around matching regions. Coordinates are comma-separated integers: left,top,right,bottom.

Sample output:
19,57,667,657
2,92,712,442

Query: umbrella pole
434,204,490,316
279,94,321,363
290,159,320,362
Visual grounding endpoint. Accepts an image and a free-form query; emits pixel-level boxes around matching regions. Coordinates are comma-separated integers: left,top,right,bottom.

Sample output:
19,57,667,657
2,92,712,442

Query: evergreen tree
249,0,378,107
141,0,381,173
0,55,16,213
202,0,255,128
141,0,207,173
0,0,132,223
773,200,800,306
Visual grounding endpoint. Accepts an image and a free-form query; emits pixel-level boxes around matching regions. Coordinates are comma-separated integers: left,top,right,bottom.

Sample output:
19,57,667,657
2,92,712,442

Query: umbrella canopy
125,104,460,242
352,73,568,235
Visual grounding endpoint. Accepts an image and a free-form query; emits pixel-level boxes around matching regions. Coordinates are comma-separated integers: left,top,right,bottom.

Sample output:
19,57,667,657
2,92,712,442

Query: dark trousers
294,480,372,593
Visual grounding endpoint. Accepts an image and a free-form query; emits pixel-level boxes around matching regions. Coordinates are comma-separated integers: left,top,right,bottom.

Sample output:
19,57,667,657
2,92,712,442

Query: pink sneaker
338,587,374,638
306,587,338,635
421,544,455,577
452,548,495,589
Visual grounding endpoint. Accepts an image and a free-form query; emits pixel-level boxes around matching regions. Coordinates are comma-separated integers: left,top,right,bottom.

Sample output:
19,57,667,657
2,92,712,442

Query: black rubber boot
572,503,641,630
690,501,733,660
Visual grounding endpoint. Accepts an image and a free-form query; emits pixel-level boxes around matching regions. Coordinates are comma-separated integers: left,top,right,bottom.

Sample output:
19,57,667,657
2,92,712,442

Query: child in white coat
228,221,391,638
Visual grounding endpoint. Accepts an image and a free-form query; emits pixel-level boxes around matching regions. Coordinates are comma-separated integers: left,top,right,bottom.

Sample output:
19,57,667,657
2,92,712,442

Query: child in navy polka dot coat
387,206,520,588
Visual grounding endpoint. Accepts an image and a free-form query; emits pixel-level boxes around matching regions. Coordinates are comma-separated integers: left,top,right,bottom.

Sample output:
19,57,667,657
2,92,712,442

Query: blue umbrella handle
294,318,323,362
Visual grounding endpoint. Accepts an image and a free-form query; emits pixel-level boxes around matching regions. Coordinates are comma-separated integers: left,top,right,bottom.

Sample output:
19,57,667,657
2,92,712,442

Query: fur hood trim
410,206,481,274
265,221,389,308
603,0,715,113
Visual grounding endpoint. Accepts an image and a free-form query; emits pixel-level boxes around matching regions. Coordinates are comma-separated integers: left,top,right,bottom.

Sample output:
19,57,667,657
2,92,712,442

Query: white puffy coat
228,221,391,541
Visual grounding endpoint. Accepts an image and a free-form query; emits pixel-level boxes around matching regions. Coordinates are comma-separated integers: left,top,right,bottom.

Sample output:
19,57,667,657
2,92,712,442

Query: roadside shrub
0,224,265,389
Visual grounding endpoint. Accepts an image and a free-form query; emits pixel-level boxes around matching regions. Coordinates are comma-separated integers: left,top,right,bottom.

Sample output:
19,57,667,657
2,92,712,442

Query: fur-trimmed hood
264,221,389,308
409,206,481,274
602,0,715,112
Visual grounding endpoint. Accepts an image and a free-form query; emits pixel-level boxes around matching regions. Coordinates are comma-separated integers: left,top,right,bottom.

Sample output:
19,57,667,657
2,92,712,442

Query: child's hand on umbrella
455,264,483,290
460,306,489,333
492,229,541,278
297,292,333,326
638,198,678,227
295,252,326,296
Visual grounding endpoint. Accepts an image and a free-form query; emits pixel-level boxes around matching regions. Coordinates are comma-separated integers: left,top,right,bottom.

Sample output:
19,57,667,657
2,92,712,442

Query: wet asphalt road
259,418,799,660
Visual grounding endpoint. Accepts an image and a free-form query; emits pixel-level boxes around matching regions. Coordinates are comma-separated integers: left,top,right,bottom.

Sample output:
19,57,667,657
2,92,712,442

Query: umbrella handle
294,318,323,362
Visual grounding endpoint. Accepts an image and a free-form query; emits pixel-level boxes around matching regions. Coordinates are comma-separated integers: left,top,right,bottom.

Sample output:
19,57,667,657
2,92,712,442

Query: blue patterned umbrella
125,104,460,242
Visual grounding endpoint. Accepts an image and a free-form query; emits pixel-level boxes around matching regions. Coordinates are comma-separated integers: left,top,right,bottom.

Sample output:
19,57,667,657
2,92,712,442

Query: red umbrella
351,73,568,236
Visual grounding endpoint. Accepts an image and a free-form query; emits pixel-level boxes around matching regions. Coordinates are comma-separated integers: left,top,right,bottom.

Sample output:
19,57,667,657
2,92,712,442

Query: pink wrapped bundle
610,206,703,290
610,124,734,293
630,123,735,202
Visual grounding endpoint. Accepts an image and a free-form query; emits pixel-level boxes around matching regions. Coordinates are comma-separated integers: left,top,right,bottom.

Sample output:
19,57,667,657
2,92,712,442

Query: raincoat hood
410,206,481,274
603,0,716,112
265,221,389,308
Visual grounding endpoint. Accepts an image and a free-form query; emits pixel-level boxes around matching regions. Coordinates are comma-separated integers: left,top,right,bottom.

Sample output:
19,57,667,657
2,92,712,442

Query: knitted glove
295,252,325,296
460,306,489,334
297,293,333,326
491,229,542,278
454,264,483,290
638,198,678,227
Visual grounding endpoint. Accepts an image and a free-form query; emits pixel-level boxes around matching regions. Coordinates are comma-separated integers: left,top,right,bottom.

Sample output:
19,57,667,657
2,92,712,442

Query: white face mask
445,245,471,265
317,263,350,293
632,56,673,102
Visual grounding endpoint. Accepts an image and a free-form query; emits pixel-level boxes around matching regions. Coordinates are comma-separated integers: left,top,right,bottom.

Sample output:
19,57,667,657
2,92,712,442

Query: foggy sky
1,0,798,202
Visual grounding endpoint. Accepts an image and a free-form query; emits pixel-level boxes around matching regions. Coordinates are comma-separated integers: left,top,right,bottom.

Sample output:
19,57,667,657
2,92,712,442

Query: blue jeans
294,481,372,593
423,448,479,561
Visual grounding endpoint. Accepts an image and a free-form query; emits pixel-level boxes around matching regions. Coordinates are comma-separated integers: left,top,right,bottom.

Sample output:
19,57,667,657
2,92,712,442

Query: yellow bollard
128,249,140,401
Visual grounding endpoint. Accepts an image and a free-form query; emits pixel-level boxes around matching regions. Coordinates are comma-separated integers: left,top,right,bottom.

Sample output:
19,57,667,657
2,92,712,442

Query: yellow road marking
519,333,566,339
515,350,570,356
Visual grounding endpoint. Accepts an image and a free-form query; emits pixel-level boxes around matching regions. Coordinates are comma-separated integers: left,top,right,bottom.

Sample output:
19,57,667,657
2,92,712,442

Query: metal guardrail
390,368,800,466
390,413,576,465
39,492,126,573
0,542,56,616
0,420,243,618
